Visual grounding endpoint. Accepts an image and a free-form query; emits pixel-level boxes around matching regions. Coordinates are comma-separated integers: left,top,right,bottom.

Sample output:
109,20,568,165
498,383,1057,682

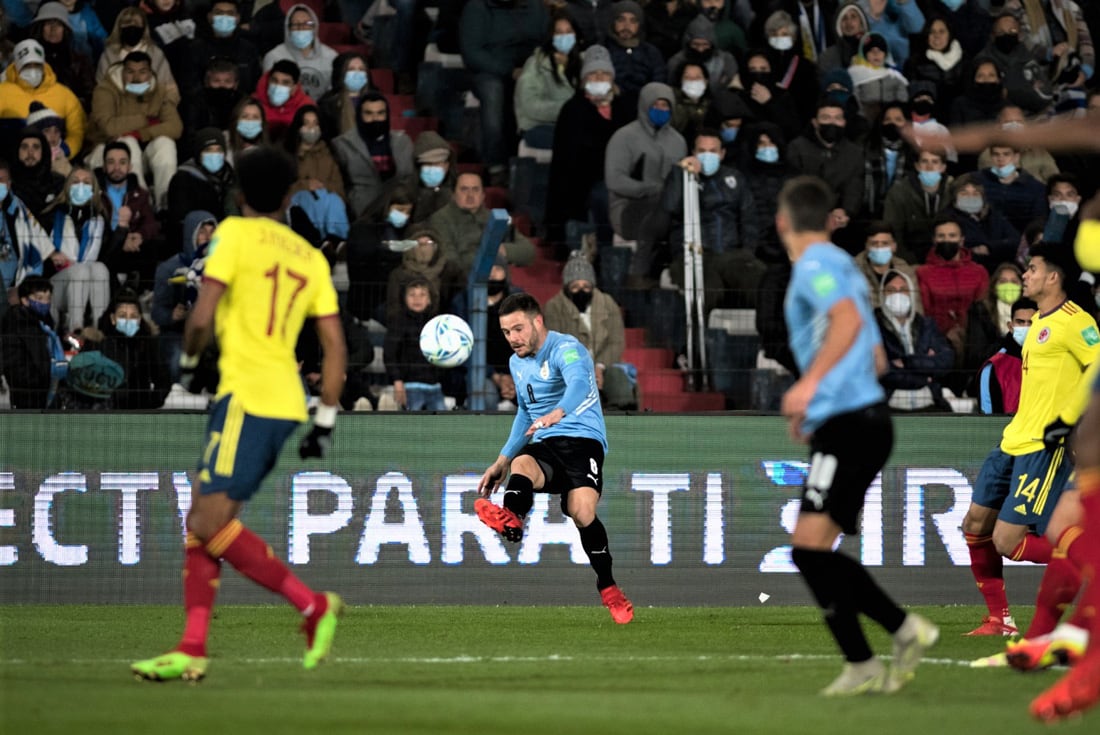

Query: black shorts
801,402,893,534
517,436,605,509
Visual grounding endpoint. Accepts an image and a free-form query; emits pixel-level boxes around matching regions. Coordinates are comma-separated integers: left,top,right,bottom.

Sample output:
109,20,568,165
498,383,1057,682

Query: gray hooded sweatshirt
262,3,339,100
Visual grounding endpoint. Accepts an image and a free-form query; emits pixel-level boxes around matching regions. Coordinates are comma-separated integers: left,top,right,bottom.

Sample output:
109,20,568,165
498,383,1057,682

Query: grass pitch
0,604,1091,734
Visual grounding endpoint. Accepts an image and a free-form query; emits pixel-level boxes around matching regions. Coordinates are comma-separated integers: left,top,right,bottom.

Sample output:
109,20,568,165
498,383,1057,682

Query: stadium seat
384,94,417,118
369,68,395,94
319,22,351,46
483,187,510,210
391,116,439,137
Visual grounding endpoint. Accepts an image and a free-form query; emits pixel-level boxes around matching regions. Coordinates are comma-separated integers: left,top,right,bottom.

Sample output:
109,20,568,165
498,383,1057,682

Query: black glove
1042,417,1073,453
299,424,333,459
179,353,199,393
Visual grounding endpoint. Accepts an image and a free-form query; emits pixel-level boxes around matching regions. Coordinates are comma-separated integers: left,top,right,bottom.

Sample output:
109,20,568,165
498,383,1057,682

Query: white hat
13,40,46,72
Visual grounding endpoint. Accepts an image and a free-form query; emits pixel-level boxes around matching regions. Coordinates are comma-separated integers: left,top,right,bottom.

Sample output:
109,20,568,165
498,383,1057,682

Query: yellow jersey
202,216,339,421
1001,300,1100,455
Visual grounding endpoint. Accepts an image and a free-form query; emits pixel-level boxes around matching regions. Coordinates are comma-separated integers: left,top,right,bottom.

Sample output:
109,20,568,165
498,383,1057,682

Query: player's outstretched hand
478,457,508,497
1042,417,1073,453
299,425,333,459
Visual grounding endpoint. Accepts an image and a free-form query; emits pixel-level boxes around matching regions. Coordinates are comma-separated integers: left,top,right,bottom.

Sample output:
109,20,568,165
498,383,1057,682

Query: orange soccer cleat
1030,654,1100,722
965,615,1018,636
475,498,524,542
600,585,634,624
1006,623,1088,672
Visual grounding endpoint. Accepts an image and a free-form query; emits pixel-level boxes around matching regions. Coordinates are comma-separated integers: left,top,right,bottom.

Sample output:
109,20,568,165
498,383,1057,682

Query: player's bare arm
526,407,566,436
182,277,226,358
313,315,347,409
911,116,1100,156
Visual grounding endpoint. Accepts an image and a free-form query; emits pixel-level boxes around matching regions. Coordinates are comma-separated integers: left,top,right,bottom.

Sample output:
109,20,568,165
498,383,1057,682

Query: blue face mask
237,118,263,139
116,317,140,337
289,29,314,49
125,81,151,96
552,33,576,54
720,126,739,144
941,0,964,10
344,69,368,93
212,14,237,35
648,107,671,128
201,151,225,173
992,163,1017,179
69,182,93,206
387,208,410,229
419,165,446,188
0,183,8,201
697,151,721,176
918,170,942,188
267,83,291,107
756,146,779,163
868,246,893,266
1012,325,1029,346
28,300,50,318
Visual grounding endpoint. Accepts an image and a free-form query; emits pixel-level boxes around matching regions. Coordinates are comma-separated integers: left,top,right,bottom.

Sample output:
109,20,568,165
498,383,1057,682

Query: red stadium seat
483,186,510,210
369,68,394,94
391,116,439,137
318,22,351,45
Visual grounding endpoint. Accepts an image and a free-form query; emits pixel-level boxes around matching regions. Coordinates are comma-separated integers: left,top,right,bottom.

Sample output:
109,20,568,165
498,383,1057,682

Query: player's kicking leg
475,454,540,542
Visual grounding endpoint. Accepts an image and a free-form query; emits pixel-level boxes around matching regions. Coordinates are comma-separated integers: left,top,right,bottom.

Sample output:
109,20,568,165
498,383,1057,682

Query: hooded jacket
742,121,791,264
605,82,688,215
10,128,65,222
88,62,182,144
152,210,216,331
874,268,954,394
0,62,87,157
331,96,415,218
818,2,869,79
665,16,738,90
254,68,315,142
854,248,919,312
606,2,668,97
915,245,990,338
94,21,179,102
261,3,339,100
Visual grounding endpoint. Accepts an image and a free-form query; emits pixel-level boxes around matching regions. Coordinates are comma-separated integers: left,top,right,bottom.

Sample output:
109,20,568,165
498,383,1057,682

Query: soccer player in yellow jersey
131,147,348,682
961,244,1098,637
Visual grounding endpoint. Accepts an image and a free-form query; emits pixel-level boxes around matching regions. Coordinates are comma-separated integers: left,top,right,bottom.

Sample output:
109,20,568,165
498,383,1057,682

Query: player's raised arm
911,115,1100,156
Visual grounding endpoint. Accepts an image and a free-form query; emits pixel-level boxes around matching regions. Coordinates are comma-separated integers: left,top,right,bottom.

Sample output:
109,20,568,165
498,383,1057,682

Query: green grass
0,604,1091,734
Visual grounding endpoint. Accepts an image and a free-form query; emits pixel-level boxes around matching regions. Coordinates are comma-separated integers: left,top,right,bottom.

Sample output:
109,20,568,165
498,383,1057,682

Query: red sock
208,519,316,614
967,532,1010,619
1076,483,1100,646
177,533,221,657
1010,533,1054,564
1025,527,1083,638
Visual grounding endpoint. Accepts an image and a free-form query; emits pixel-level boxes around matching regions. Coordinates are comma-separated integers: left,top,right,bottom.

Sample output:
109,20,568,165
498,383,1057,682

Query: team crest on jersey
724,176,737,189
1037,327,1051,344
540,360,550,379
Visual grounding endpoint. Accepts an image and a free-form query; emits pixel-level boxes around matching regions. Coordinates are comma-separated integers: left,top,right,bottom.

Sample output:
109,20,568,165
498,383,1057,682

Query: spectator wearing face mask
978,13,1052,115
605,1,667,108
317,52,371,140
0,276,66,409
345,184,416,325
950,58,1007,127
883,147,953,262
166,128,235,253
515,11,583,149
254,59,314,143
666,16,738,92
980,143,1048,234
405,131,456,224
0,40,86,162
97,290,170,409
762,10,821,125
29,2,96,110
188,0,262,97
333,92,414,219
974,296,1037,415
152,210,216,384
875,268,955,411
976,105,1060,183
916,214,991,357
964,262,1025,376
696,0,747,56
855,221,919,311
946,174,1020,268
670,62,713,140
95,7,180,104
262,3,338,100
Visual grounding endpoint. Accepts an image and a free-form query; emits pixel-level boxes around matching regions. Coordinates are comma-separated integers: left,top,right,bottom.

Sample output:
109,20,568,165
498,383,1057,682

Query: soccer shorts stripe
215,396,246,477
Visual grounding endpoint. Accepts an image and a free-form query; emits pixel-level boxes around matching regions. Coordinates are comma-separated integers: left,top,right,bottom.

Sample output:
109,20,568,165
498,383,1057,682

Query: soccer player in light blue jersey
475,293,634,623
778,176,938,695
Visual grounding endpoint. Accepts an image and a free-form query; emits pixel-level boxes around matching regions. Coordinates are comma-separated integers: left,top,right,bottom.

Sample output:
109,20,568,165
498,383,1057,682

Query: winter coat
384,306,442,385
0,192,55,290
818,2,868,79
743,121,794,264
949,203,1020,266
88,63,182,144
253,68,315,142
644,0,699,60
95,38,179,103
978,147,1060,184
166,158,235,250
882,171,954,262
976,334,1024,415
428,202,536,271
100,328,170,409
0,303,54,408
459,0,548,77
915,246,990,338
514,48,576,132
977,45,1052,115
857,0,924,66
332,126,415,219
187,29,262,95
731,81,802,144
979,168,1048,235
875,269,954,393
904,39,965,120
564,0,615,46
0,63,87,157
665,16,738,91
291,141,346,200
543,287,625,368
787,129,864,216
153,210,216,331
10,128,64,223
96,172,159,245
261,3,339,100
607,40,668,99
662,163,758,254
854,250,919,312
605,83,688,219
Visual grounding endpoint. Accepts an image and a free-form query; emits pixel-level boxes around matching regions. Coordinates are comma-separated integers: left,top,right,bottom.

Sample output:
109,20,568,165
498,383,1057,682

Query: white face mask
1050,200,1079,218
681,79,707,100
769,35,794,51
585,80,612,97
885,292,910,318
20,67,44,88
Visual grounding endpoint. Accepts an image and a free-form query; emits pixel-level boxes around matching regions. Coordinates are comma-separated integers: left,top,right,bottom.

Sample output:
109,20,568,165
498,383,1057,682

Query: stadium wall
0,414,1043,605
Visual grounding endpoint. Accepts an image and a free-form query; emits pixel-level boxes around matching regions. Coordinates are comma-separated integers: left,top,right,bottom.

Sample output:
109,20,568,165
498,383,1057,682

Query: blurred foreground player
778,176,939,695
475,294,633,624
131,146,348,681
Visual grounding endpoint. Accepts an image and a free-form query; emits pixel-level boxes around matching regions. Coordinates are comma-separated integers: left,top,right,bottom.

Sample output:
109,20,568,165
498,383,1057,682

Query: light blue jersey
500,331,608,457
784,242,885,433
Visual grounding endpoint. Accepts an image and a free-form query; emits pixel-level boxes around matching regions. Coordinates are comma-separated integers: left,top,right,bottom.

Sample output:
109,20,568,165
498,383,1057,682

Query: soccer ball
420,314,474,368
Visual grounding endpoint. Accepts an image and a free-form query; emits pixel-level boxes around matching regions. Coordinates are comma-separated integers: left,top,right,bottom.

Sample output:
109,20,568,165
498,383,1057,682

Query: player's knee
962,506,996,535
992,526,1023,557
570,506,596,527
510,456,540,484
185,511,217,542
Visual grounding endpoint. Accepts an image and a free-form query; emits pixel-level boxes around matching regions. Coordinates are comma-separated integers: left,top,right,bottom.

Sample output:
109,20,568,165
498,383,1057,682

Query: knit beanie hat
562,251,597,286
581,45,615,79
26,101,63,131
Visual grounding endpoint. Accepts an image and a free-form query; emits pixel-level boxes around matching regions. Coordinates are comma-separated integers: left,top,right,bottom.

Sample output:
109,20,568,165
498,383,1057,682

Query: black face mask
686,46,714,63
911,98,935,117
747,71,773,88
935,240,960,261
702,6,722,20
974,81,1003,104
120,25,144,47
205,87,240,110
993,34,1019,54
881,123,900,142
359,119,388,140
487,279,507,296
817,123,842,144
569,289,593,312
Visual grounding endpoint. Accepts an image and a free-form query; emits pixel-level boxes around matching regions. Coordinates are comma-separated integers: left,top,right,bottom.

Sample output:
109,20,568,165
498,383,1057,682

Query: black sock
503,474,534,518
791,547,872,663
832,551,906,634
578,517,616,590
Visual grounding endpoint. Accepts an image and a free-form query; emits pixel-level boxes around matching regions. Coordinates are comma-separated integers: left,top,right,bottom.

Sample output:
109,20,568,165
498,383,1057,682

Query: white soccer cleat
886,613,940,690
821,659,887,697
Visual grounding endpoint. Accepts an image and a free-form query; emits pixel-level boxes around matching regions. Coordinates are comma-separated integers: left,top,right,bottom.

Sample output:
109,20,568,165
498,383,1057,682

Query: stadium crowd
1,0,1099,411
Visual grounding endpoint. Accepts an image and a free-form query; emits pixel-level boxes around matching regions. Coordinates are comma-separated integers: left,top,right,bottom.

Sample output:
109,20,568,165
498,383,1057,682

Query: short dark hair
123,50,152,67
205,58,239,80
676,61,710,81
694,127,723,147
1011,297,1038,314
932,214,962,233
1046,172,1080,197
499,293,542,318
18,276,52,299
403,276,433,295
0,157,9,174
103,140,131,161
112,289,142,313
235,146,296,214
1029,242,1081,287
777,176,833,233
865,220,895,239
272,59,300,83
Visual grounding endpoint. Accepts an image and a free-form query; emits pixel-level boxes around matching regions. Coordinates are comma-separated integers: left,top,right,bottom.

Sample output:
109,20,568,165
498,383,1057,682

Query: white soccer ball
420,314,474,368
